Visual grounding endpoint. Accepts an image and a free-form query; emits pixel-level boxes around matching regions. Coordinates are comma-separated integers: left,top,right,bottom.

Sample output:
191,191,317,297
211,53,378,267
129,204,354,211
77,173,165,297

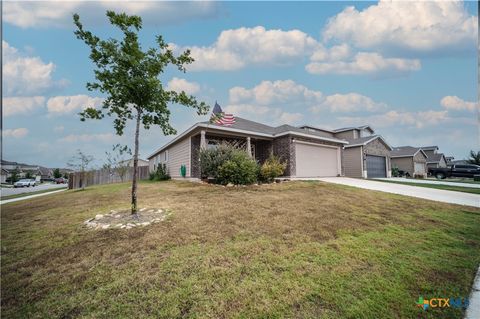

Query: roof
426,153,446,164
148,117,349,159
344,135,393,150
420,145,439,151
333,125,374,133
297,125,335,133
390,146,427,158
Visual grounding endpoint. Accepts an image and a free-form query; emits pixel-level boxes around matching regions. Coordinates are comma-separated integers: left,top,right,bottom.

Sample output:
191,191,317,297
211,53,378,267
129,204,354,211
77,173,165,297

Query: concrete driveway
375,177,480,189
316,177,480,208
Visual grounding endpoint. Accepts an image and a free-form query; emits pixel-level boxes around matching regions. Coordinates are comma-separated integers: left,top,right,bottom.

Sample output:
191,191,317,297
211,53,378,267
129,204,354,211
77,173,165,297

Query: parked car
429,164,480,179
55,177,67,184
14,179,36,188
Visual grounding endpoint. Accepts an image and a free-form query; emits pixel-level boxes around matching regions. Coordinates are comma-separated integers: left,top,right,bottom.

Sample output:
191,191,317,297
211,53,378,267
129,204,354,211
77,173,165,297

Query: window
207,140,219,150
164,150,168,162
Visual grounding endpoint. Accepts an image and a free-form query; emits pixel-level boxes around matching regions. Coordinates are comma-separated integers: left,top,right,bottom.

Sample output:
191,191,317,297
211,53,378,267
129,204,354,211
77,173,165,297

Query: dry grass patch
1,180,479,318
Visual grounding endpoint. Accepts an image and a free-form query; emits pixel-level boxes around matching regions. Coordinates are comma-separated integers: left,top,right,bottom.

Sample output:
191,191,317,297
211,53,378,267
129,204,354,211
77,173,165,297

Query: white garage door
295,142,339,177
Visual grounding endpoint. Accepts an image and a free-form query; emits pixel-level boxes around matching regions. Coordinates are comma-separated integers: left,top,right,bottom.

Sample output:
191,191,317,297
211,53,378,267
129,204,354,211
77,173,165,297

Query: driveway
1,183,67,197
375,177,480,189
316,177,480,208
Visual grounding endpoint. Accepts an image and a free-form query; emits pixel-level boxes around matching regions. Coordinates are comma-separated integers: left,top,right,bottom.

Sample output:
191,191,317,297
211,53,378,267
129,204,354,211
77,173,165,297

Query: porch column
246,137,252,157
200,130,206,149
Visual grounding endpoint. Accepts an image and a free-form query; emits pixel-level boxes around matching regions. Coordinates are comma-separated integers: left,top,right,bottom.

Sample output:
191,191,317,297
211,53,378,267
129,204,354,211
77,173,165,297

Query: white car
14,179,36,188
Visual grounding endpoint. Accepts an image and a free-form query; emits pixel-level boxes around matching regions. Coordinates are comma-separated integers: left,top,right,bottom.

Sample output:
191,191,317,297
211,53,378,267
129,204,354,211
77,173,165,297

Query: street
1,183,68,197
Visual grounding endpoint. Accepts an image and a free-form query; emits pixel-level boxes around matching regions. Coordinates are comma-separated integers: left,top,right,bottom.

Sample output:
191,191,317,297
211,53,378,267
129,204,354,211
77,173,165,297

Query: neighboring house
420,146,447,169
390,147,428,177
118,158,149,167
1,168,8,183
1,160,54,182
148,117,348,179
445,156,455,165
299,125,392,178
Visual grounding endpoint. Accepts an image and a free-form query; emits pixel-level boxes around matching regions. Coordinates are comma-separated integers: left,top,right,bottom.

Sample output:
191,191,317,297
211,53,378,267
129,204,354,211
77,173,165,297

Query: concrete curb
0,189,67,205
465,266,480,319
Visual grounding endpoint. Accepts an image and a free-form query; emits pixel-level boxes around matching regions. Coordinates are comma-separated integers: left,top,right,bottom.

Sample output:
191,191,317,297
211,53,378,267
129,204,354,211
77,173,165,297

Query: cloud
338,110,450,129
229,80,385,114
3,1,221,28
47,95,104,115
3,41,65,95
4,128,29,138
310,93,387,113
306,52,420,75
3,96,45,117
53,126,65,133
58,133,117,143
323,0,477,54
172,26,319,71
166,77,200,95
440,95,477,112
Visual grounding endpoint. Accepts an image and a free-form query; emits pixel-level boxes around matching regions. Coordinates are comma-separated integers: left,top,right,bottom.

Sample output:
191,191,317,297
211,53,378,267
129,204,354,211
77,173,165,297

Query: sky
2,0,479,168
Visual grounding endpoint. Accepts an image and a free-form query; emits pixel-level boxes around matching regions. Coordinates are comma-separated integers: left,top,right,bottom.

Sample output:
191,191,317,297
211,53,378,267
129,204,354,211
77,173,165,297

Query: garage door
295,142,339,177
414,162,425,174
366,155,386,178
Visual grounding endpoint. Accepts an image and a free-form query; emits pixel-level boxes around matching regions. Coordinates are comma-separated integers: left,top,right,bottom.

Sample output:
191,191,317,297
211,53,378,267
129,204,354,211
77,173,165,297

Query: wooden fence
68,166,150,189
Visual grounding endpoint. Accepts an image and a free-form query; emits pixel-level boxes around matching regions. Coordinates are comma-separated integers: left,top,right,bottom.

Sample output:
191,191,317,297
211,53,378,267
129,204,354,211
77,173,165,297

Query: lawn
1,188,66,200
1,180,479,318
373,179,480,195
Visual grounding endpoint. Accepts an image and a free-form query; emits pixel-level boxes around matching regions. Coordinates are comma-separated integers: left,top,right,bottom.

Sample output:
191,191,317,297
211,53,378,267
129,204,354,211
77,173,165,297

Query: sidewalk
375,177,480,189
0,189,67,205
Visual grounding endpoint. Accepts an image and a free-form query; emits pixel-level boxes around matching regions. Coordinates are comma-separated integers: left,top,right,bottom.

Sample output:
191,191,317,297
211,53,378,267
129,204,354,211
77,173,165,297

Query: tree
67,150,94,190
103,144,132,183
466,150,480,165
73,11,209,214
53,168,62,179
10,168,19,184
63,172,69,179
25,171,33,179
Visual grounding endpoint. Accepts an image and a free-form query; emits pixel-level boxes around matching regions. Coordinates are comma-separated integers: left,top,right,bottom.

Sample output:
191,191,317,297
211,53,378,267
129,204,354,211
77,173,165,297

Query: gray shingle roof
201,117,276,135
420,145,439,151
391,146,422,157
426,153,445,163
344,135,379,147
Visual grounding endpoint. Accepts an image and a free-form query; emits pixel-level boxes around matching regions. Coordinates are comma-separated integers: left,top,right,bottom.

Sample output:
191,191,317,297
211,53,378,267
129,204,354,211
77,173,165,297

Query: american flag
209,102,235,126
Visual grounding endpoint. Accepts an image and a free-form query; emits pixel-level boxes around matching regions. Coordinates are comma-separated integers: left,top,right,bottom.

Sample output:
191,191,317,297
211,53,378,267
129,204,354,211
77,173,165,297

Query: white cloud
3,1,220,28
47,95,104,115
310,93,387,113
166,77,200,95
53,126,65,133
3,41,64,95
58,133,116,143
3,128,29,138
172,26,319,71
3,96,45,117
229,80,385,115
306,52,420,75
339,110,449,129
440,96,477,112
323,0,477,54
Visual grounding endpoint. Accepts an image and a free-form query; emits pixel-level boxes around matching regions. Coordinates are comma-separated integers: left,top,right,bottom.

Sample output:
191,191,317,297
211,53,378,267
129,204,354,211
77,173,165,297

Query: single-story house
298,125,392,178
148,117,348,179
1,168,8,184
420,146,447,169
390,146,428,177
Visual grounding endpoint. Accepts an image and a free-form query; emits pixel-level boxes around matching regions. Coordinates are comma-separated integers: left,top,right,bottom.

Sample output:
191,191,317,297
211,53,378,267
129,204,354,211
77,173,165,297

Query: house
390,146,428,177
1,168,8,183
1,160,54,182
299,125,392,178
445,156,455,165
148,117,348,179
118,158,149,167
420,146,447,169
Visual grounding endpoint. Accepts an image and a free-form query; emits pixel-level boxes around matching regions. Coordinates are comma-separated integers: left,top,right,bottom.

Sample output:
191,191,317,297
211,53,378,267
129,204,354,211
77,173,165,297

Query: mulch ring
84,207,172,230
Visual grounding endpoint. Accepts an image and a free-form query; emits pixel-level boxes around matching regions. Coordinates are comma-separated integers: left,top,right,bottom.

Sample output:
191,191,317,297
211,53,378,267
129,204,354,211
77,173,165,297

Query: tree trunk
131,109,141,214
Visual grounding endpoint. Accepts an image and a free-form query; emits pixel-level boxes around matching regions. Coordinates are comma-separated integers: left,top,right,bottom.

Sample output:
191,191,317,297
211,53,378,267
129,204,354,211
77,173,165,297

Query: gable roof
148,117,348,159
297,125,335,134
420,145,439,151
426,153,446,164
391,146,427,158
333,125,374,133
344,135,393,150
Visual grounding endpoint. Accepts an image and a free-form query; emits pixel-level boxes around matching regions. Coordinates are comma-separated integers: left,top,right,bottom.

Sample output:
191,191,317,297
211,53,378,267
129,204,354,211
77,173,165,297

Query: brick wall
190,134,201,178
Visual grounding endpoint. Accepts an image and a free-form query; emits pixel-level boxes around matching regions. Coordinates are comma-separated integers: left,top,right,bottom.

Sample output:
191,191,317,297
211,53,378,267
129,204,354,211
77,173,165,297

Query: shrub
149,163,171,181
260,155,286,183
217,150,259,185
391,166,400,177
199,143,236,180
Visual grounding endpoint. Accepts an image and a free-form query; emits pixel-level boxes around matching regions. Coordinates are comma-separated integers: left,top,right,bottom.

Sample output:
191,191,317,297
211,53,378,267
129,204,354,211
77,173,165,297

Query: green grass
373,179,480,194
1,187,66,200
1,181,479,318
425,178,480,185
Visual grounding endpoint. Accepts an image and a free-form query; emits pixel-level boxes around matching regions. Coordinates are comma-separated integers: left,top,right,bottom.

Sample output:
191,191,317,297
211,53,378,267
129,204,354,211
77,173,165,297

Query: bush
391,166,399,177
260,155,286,183
199,143,236,180
217,150,259,185
149,163,171,181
